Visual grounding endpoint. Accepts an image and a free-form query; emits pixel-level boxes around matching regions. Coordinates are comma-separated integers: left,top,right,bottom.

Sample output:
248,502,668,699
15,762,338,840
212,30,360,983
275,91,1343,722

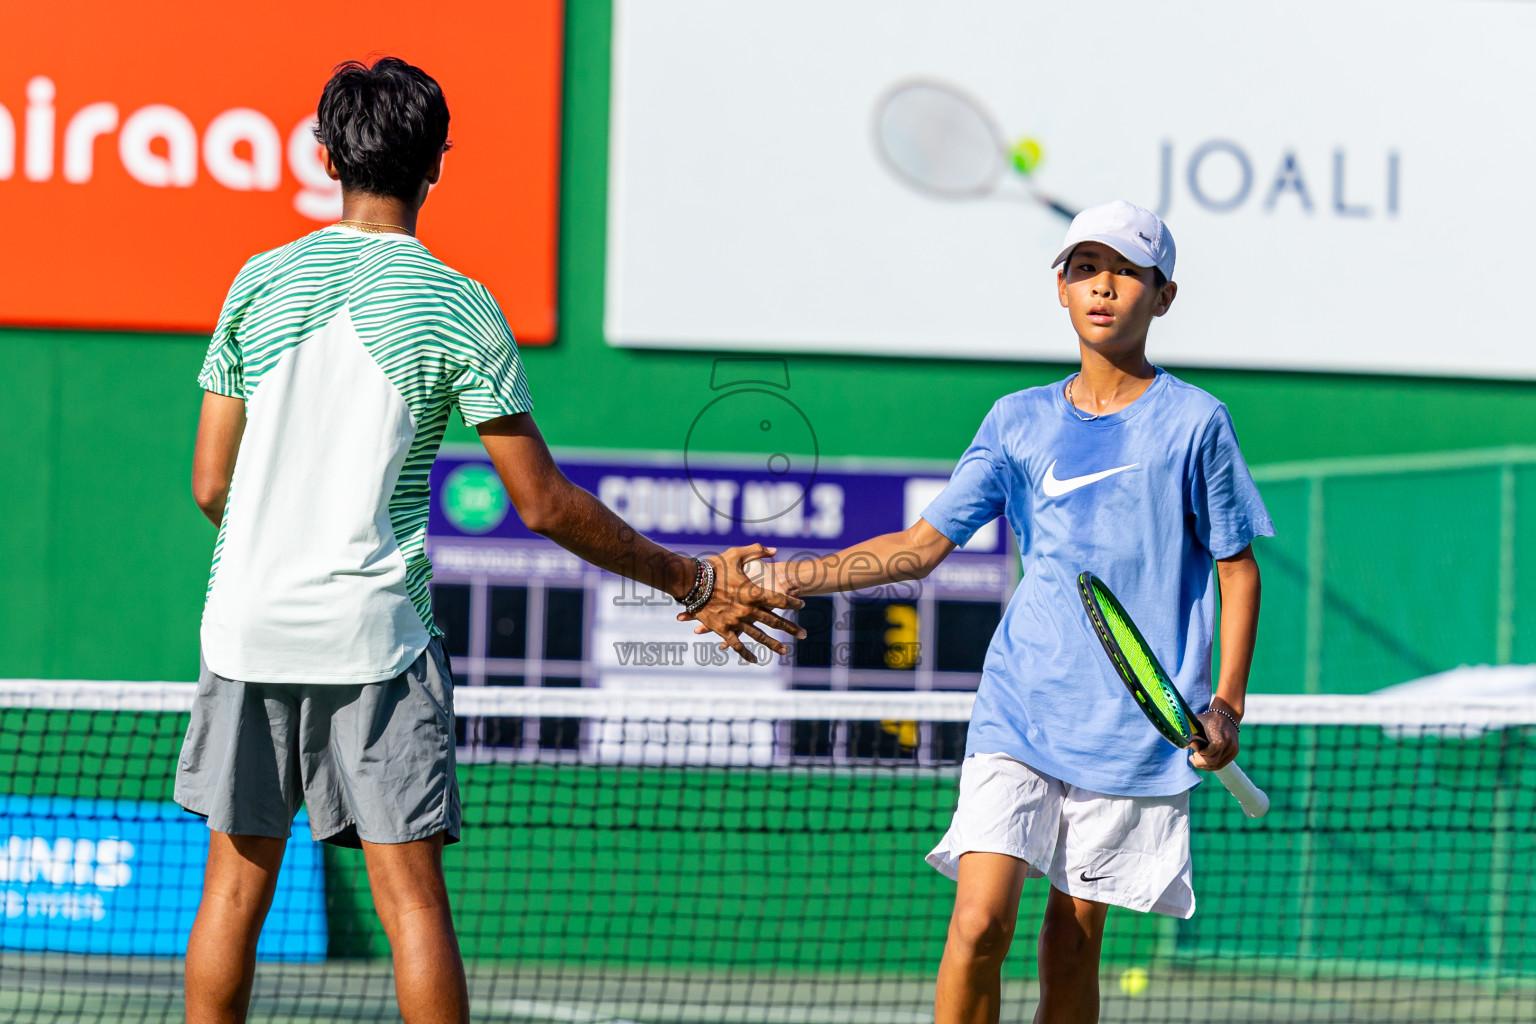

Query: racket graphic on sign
872,79,1078,220
1077,572,1270,818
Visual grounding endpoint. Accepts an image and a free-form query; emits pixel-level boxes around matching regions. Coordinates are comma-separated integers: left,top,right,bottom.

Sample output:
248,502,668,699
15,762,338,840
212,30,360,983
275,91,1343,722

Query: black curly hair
313,57,451,201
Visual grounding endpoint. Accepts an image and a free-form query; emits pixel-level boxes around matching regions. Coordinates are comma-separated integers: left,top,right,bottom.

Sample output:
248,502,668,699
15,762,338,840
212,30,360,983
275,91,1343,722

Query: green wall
2,0,1533,683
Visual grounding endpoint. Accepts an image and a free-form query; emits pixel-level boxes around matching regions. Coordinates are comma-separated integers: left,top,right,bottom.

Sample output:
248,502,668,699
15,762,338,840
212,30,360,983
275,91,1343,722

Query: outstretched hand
742,556,799,597
677,544,806,664
1188,710,1239,771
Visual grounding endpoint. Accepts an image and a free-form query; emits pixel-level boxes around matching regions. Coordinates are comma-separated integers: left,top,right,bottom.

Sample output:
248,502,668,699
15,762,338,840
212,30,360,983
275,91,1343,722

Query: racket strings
875,83,1003,196
1093,585,1192,742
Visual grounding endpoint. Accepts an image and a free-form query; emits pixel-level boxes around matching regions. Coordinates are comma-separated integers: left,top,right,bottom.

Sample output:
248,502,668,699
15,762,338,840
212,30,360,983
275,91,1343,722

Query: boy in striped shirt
177,58,801,1024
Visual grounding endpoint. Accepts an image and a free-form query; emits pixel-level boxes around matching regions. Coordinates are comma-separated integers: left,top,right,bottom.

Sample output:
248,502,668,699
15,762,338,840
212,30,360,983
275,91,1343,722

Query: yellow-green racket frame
1077,571,1270,818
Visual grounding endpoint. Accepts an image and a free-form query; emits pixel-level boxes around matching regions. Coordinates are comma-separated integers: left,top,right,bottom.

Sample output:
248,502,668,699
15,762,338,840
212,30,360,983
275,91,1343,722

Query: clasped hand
676,545,805,664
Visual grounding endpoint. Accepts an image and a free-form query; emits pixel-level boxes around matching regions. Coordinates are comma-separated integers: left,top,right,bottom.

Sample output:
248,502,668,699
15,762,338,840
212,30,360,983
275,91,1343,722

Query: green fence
1178,721,1535,982
1249,446,1536,694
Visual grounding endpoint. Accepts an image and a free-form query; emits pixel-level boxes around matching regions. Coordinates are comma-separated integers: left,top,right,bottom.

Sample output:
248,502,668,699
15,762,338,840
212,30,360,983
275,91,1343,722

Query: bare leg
184,832,287,1024
934,852,1030,1024
362,834,469,1024
1032,885,1109,1024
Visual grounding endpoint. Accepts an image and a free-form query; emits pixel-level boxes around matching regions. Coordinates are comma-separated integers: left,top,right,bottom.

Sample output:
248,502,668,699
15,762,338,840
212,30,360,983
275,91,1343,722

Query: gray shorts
174,638,461,848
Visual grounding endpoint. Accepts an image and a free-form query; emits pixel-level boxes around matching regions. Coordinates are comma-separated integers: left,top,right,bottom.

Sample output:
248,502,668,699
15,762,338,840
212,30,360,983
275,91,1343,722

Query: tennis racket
872,79,1077,220
1077,571,1270,818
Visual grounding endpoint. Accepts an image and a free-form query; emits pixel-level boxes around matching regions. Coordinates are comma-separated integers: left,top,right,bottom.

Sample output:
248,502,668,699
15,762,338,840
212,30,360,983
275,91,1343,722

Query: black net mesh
0,685,1532,1023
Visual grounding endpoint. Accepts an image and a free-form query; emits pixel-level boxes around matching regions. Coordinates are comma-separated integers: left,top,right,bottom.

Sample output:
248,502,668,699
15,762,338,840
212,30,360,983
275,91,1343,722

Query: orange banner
0,1,563,341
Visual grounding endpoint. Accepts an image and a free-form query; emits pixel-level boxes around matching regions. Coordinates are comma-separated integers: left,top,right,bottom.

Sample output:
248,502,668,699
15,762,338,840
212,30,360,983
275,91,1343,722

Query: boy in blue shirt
713,201,1271,1023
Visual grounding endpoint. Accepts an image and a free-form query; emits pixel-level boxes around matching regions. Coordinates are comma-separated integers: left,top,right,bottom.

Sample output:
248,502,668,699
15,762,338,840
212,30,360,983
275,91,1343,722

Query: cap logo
1137,231,1153,243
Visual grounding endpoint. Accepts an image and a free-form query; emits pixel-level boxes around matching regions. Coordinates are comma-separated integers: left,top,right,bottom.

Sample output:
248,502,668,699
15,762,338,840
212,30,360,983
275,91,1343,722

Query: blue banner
0,796,326,960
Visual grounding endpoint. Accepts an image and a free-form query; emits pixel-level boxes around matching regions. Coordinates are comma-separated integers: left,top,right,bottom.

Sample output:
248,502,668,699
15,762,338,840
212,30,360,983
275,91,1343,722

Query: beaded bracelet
680,558,716,613
678,558,705,607
1210,706,1241,731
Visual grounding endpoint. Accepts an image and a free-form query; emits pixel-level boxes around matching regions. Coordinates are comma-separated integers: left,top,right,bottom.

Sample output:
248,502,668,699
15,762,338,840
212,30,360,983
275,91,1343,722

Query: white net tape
2,679,1535,725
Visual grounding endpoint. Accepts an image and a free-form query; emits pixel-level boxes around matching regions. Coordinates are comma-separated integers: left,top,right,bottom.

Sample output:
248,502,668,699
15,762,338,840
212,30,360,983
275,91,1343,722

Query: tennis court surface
2,684,1531,1023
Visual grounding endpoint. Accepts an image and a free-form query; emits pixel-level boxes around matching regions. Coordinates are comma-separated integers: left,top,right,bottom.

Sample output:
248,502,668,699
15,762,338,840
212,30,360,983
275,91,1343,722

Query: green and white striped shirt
198,226,533,684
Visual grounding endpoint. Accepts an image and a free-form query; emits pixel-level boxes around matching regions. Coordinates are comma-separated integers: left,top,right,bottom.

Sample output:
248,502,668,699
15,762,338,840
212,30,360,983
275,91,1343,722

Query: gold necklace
335,219,413,236
1067,372,1153,421
1066,374,1100,422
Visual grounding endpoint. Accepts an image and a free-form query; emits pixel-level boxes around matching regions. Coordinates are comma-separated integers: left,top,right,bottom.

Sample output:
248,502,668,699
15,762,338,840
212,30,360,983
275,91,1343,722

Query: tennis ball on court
1118,968,1150,996
1011,138,1043,175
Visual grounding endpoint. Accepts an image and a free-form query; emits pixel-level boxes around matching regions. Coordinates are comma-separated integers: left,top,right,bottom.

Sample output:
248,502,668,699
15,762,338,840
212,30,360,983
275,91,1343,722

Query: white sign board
605,0,1536,378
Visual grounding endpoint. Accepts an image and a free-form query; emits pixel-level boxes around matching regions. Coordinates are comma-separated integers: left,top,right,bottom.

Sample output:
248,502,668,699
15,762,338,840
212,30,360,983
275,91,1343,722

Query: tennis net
0,681,1532,1024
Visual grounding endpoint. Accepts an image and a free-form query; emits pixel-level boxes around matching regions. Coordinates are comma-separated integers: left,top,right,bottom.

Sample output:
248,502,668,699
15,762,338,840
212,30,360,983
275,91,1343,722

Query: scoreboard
426,446,1016,763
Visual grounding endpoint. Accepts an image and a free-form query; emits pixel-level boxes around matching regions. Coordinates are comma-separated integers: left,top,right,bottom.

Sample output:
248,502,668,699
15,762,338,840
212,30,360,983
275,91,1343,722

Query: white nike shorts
926,753,1195,918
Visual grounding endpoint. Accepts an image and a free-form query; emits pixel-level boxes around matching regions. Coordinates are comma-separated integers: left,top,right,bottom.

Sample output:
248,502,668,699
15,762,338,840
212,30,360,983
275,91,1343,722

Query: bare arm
755,518,958,597
477,414,694,597
191,391,246,526
476,413,804,661
1190,543,1261,771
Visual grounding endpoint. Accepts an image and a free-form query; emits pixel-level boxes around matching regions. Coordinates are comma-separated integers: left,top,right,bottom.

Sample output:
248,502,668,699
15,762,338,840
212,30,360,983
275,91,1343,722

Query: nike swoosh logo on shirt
1040,460,1139,497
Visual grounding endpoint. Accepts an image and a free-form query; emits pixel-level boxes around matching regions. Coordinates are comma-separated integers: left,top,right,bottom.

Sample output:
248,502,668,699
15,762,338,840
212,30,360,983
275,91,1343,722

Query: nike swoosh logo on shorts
1041,460,1139,497
1080,871,1111,882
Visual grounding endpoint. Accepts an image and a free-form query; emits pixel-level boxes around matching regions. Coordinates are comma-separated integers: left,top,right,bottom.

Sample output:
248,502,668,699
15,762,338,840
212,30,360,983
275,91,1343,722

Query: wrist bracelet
1210,706,1241,731
681,558,716,613
678,558,704,607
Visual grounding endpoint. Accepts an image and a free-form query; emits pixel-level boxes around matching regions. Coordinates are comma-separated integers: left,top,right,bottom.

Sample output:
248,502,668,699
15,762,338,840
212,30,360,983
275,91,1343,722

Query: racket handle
1213,761,1270,819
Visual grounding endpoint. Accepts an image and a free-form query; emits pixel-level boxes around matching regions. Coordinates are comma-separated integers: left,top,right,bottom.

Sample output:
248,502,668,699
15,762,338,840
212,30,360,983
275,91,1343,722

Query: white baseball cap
1051,200,1176,281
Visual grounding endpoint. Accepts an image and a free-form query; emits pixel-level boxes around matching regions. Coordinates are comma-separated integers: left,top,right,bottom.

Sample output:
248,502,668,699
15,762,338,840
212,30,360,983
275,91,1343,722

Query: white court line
478,997,931,1024
480,997,644,1024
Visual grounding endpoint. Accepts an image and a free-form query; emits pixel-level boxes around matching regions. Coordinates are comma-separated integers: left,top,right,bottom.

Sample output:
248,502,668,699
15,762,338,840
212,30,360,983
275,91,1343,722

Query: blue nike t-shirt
922,368,1274,796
